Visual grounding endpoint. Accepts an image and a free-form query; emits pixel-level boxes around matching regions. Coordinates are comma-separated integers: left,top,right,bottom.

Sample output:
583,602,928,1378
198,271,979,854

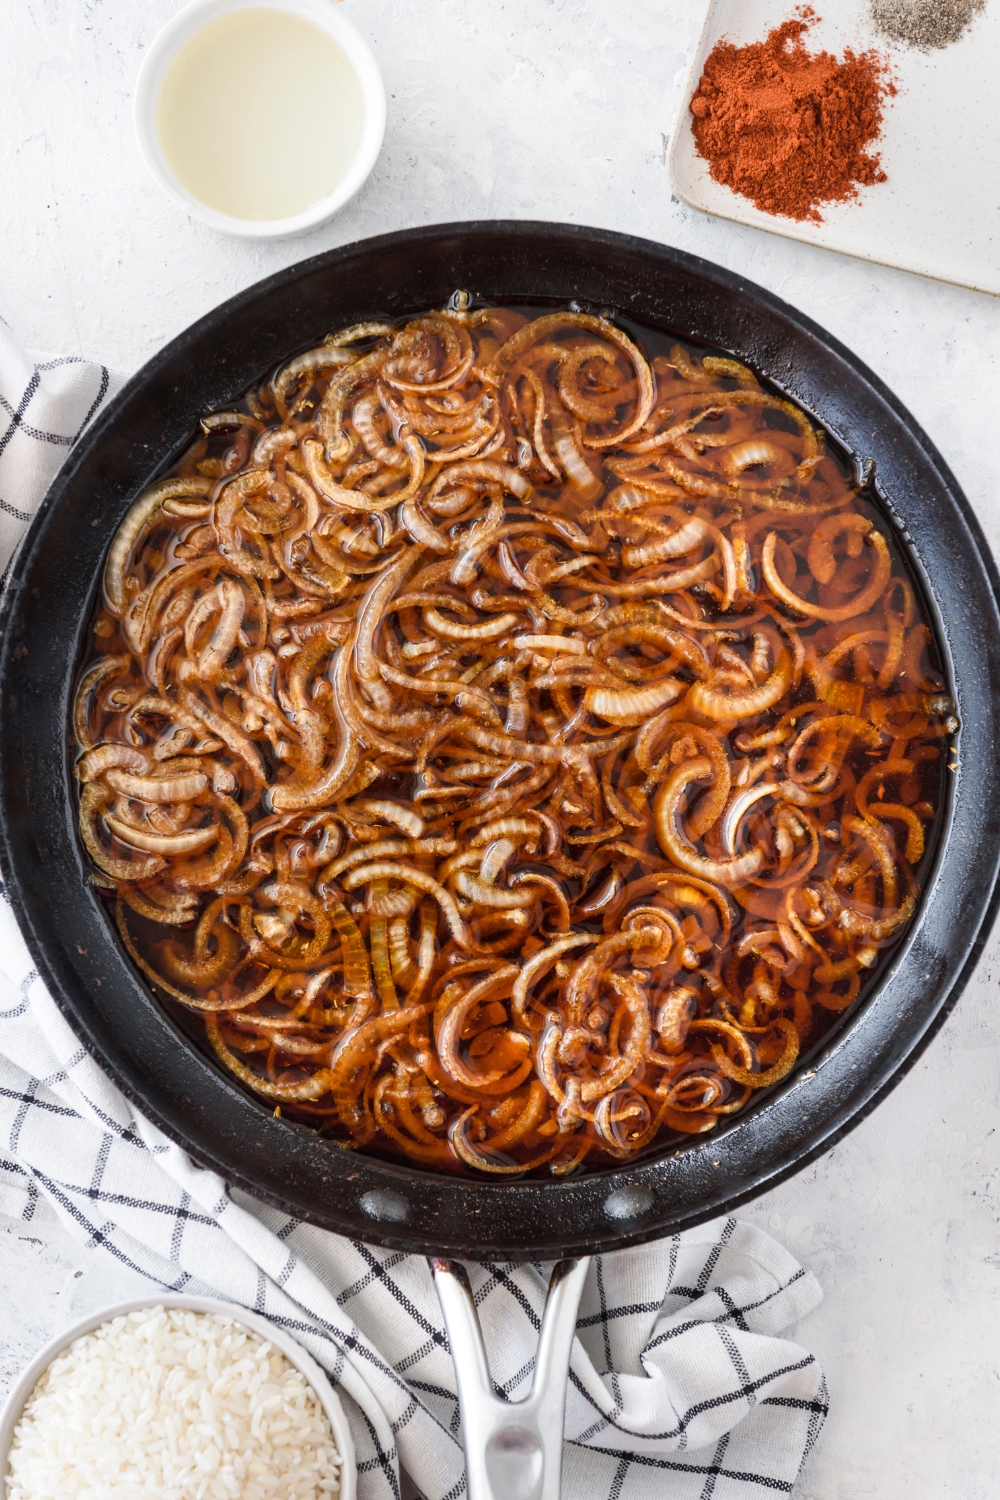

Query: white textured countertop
3,3,1000,1496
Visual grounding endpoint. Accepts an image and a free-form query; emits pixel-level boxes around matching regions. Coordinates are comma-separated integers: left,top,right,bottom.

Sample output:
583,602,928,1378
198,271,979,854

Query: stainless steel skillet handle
430,1255,590,1500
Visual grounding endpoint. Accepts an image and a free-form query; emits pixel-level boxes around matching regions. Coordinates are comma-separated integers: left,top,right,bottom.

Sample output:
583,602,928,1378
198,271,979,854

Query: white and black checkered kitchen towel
0,319,118,582
0,321,828,1500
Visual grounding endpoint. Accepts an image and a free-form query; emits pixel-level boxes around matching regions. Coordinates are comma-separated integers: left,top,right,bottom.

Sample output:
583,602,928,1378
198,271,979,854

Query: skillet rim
1,219,997,1259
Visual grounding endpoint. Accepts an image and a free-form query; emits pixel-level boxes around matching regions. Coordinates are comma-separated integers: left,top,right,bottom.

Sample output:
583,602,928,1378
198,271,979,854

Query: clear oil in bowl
156,8,365,222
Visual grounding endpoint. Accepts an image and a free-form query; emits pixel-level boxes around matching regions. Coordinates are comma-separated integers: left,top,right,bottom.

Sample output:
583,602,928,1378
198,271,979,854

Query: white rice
4,1305,341,1500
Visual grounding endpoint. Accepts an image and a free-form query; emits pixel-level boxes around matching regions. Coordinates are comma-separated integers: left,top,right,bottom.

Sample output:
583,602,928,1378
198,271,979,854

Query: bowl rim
132,0,386,239
0,1292,356,1498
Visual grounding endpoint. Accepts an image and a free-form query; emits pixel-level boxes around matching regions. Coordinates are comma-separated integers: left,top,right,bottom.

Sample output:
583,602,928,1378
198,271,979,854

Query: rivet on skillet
360,1188,412,1222
603,1186,655,1221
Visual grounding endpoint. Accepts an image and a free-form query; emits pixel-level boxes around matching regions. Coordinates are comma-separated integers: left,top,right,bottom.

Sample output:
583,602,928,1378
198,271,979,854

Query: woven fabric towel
0,323,828,1500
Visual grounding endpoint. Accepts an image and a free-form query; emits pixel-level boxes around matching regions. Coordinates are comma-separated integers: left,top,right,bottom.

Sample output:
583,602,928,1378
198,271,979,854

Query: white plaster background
2,2,1000,1496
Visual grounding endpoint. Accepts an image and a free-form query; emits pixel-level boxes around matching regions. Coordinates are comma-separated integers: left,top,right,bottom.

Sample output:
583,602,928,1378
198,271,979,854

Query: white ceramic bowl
0,1293,356,1500
133,0,385,239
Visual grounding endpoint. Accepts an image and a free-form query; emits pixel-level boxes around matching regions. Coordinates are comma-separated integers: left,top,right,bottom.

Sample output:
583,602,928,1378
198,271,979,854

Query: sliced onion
654,758,764,887
342,862,471,949
103,814,218,857
104,477,214,615
584,676,684,725
762,529,891,621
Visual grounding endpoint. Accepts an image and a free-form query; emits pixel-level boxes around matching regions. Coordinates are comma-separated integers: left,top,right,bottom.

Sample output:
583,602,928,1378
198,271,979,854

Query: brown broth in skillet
73,299,952,1175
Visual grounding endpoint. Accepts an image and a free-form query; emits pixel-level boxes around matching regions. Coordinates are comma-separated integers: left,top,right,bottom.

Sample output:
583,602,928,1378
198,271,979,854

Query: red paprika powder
689,9,894,223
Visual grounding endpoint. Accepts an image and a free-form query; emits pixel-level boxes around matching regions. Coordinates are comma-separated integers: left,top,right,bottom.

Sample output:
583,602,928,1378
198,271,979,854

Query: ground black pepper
870,0,986,49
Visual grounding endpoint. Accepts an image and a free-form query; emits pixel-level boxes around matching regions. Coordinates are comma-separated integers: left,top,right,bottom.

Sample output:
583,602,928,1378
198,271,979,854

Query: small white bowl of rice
0,1294,355,1500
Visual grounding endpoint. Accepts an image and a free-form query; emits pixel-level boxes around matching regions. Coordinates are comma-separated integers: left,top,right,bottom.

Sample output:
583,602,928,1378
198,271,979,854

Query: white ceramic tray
669,0,1000,295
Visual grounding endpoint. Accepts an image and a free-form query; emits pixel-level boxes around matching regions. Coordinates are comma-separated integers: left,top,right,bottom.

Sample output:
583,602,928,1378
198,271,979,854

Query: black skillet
2,222,998,1265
